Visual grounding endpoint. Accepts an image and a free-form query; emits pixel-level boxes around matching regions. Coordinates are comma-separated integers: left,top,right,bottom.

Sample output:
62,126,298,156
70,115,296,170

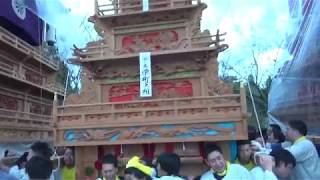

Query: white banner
139,52,152,97
143,0,149,11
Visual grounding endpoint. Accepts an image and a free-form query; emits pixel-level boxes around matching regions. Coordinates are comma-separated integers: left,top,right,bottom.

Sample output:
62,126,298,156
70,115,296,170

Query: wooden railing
96,0,201,16
0,26,58,70
73,30,227,61
0,86,53,106
0,54,64,94
55,94,245,128
191,30,227,48
0,108,52,130
53,88,247,145
44,83,65,95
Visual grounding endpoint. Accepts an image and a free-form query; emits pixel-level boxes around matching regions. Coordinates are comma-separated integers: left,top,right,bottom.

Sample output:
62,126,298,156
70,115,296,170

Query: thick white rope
247,81,266,148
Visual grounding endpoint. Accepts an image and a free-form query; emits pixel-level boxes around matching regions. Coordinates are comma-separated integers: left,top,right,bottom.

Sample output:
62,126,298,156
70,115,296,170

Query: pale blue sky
201,0,291,83
38,0,292,84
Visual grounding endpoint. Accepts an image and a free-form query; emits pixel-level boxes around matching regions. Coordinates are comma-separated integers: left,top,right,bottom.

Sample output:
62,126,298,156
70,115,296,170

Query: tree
57,62,81,95
223,75,271,129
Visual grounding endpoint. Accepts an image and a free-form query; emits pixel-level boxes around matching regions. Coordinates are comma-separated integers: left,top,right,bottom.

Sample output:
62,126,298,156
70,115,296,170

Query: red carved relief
25,69,43,85
109,84,139,102
109,80,193,102
121,30,179,53
0,95,18,110
30,103,52,115
30,103,41,114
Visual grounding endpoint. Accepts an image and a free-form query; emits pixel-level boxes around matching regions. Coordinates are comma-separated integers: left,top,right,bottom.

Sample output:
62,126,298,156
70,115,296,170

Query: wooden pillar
200,77,207,96
75,146,98,179
75,147,84,179
52,92,58,144
240,86,248,139
94,0,98,15
114,0,119,14
219,141,231,161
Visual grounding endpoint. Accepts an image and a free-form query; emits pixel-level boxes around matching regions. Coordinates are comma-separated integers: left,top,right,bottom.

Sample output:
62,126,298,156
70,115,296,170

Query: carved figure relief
25,69,43,85
29,102,52,115
94,57,205,81
0,95,18,110
0,130,50,140
63,122,236,143
203,54,232,95
108,80,193,102
116,30,190,55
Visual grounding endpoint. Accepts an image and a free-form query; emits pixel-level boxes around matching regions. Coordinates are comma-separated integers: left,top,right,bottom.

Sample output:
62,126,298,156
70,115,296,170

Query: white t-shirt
9,165,27,180
153,175,185,180
250,166,278,180
285,138,320,180
200,164,252,180
9,165,55,180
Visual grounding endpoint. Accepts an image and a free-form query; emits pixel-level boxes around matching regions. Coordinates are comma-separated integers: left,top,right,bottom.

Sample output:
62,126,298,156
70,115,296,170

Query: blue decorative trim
229,140,237,161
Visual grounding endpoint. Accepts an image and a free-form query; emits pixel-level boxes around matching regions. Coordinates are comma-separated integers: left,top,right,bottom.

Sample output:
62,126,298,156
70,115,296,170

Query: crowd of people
0,143,76,180
0,120,319,180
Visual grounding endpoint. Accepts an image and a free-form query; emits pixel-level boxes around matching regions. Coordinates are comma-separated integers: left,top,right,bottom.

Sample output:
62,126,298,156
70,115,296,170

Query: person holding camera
251,149,296,180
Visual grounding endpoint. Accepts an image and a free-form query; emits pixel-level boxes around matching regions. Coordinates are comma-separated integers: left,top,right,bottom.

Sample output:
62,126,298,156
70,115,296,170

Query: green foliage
56,62,81,95
246,75,270,128
85,166,95,177
56,61,68,87
221,75,272,129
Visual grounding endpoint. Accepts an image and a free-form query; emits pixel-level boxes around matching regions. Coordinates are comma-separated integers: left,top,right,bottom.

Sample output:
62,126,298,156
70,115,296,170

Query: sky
37,0,292,85
201,0,291,84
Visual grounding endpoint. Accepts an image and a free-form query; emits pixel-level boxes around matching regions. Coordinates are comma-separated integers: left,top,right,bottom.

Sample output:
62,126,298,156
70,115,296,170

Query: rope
50,147,62,171
247,80,266,148
37,11,43,117
62,68,70,106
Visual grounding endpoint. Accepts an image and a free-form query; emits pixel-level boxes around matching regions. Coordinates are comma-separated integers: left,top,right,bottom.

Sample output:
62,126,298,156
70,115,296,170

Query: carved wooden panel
29,102,52,115
0,94,18,110
0,86,53,116
62,122,240,144
0,51,55,91
115,28,188,55
25,69,44,85
0,26,59,70
108,80,193,102
57,104,242,127
0,129,52,142
94,56,205,83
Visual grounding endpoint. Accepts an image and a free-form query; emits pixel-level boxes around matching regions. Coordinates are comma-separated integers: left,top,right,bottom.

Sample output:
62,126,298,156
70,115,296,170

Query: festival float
0,0,63,147
53,0,248,178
